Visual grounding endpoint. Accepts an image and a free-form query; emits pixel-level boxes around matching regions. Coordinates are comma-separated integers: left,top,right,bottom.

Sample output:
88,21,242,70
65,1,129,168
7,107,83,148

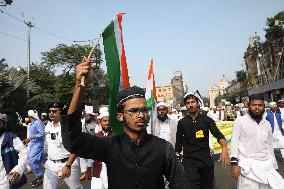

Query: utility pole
23,14,34,98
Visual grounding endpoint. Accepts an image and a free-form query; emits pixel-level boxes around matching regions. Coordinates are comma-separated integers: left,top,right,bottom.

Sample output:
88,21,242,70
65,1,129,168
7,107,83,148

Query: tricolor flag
145,59,157,108
102,13,130,134
145,59,157,133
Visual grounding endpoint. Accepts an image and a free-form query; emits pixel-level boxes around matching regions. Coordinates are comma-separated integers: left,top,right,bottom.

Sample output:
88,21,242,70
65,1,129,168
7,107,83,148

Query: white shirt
82,120,101,135
230,114,275,162
0,133,27,186
45,122,69,160
208,111,220,121
158,122,171,143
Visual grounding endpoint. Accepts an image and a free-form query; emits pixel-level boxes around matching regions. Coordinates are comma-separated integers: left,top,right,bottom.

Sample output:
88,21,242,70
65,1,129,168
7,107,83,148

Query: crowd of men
0,57,284,189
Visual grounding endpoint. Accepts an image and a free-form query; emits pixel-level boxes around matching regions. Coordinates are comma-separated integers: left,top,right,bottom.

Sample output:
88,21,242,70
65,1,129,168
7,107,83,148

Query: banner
210,121,234,154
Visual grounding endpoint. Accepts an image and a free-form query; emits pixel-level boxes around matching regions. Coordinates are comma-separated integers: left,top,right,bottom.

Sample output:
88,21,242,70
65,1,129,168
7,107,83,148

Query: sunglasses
48,109,60,114
123,107,149,115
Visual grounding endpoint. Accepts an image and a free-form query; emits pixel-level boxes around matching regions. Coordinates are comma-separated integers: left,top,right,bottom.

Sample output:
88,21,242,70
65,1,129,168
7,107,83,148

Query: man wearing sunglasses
61,57,188,189
44,102,82,189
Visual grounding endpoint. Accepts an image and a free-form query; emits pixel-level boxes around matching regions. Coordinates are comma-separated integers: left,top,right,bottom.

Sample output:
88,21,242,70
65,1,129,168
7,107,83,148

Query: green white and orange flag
102,13,130,134
145,59,157,108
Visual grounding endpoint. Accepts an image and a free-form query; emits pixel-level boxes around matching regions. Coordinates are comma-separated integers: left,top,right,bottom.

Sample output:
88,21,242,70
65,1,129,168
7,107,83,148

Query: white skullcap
98,111,109,119
269,102,277,107
201,107,209,112
213,106,216,109
85,105,93,114
225,102,231,106
157,102,168,108
99,107,109,114
0,113,7,123
28,110,37,118
41,113,47,116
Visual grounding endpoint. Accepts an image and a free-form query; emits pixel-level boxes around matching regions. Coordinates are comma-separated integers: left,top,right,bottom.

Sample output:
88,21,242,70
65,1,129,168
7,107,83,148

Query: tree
41,44,109,107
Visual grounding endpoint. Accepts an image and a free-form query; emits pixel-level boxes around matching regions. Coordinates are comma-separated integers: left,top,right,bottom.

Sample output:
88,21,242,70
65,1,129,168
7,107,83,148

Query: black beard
157,115,168,122
102,126,110,132
248,109,264,121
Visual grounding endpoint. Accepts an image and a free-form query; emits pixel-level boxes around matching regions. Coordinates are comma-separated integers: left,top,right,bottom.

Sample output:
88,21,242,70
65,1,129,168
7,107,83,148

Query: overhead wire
0,31,51,48
0,8,73,43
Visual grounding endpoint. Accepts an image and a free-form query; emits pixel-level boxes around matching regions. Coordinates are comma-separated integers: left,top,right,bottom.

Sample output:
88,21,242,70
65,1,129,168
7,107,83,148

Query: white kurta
231,114,284,189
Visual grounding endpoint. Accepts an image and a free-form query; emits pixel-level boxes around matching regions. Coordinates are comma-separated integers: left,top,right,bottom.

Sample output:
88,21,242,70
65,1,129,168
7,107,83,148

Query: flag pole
80,32,103,87
150,106,154,134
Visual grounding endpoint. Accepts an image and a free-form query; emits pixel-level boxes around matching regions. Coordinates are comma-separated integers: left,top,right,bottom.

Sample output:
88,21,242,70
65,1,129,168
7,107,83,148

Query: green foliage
265,11,284,41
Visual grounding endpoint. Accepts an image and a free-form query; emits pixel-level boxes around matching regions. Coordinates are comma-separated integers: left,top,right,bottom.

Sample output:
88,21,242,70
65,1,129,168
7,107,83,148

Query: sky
0,0,283,96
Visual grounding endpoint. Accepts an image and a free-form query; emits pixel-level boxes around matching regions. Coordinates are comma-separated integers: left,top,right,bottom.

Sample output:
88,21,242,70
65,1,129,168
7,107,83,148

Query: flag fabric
145,59,157,108
145,59,157,134
102,13,130,134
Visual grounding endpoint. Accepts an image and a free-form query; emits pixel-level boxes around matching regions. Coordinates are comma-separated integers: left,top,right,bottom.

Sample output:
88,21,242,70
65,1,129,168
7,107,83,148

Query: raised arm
61,57,108,162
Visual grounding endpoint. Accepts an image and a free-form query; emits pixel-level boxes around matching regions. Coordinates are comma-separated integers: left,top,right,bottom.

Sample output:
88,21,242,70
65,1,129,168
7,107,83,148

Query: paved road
22,150,284,189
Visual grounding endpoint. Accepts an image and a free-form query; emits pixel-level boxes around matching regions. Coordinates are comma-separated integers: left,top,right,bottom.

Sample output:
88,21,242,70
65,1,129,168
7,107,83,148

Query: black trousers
183,158,214,189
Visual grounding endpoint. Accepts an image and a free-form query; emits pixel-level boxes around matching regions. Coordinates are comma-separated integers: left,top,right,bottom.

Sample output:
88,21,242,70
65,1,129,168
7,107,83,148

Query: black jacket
61,110,189,189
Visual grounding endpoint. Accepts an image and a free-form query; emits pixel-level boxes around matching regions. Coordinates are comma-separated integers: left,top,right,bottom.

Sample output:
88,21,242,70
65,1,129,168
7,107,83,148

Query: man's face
85,113,93,123
185,97,199,114
157,105,168,119
279,101,284,108
119,98,149,133
100,116,110,131
270,106,277,112
48,108,61,121
248,100,265,118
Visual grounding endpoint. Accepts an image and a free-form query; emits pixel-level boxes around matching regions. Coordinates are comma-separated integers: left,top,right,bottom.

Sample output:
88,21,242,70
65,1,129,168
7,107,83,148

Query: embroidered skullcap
116,86,145,108
183,92,204,107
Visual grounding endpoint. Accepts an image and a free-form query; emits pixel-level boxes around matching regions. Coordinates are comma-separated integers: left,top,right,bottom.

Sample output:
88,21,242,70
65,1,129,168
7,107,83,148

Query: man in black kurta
61,57,188,189
175,93,229,189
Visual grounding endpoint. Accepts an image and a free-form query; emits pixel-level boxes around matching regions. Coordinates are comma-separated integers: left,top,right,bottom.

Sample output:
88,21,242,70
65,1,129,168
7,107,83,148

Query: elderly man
61,57,188,189
152,102,178,146
231,95,284,188
23,110,45,187
0,113,28,189
266,101,284,163
175,93,229,189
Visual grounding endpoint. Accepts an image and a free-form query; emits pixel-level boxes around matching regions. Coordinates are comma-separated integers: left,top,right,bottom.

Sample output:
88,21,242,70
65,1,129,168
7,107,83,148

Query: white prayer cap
269,102,277,107
0,113,7,123
201,107,209,112
41,113,47,116
99,107,108,114
213,106,216,109
28,110,37,118
98,111,109,119
225,102,231,106
85,105,93,114
180,106,187,111
157,102,168,108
